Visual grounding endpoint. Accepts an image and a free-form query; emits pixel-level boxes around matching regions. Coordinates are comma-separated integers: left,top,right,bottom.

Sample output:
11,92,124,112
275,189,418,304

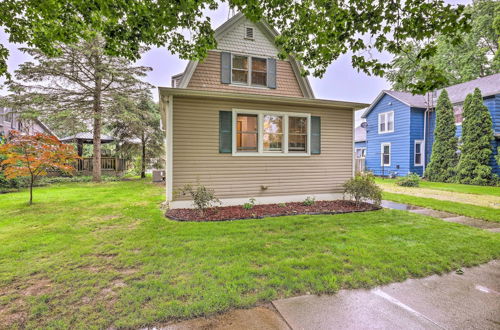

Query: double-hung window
231,55,267,86
355,148,366,159
378,111,394,133
414,140,423,166
233,109,310,156
381,143,391,166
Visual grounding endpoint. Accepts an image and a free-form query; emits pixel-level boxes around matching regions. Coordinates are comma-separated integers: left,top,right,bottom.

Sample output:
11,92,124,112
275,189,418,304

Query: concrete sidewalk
161,261,499,330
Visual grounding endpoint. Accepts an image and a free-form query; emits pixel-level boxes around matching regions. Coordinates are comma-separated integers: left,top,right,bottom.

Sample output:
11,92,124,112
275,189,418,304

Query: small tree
424,89,458,182
0,131,79,204
455,88,494,185
343,172,382,206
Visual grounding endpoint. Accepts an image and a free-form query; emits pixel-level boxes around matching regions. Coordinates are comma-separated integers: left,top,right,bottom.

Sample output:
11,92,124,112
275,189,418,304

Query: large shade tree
108,93,163,178
387,0,500,92
3,37,151,182
0,0,471,94
424,90,458,182
455,88,494,185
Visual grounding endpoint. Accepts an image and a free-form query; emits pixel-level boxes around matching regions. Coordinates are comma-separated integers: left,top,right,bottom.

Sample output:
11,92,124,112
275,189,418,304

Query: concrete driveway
163,260,499,330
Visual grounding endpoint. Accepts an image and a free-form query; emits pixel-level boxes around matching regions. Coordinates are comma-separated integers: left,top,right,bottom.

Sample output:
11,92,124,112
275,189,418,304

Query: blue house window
381,143,391,166
414,140,423,166
378,111,394,134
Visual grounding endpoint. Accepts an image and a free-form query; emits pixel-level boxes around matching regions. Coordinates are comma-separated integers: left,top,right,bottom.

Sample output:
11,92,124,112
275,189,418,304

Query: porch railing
76,157,127,172
354,158,366,173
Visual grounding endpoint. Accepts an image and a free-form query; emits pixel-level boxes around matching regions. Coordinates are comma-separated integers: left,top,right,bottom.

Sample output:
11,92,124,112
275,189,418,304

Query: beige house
159,13,367,208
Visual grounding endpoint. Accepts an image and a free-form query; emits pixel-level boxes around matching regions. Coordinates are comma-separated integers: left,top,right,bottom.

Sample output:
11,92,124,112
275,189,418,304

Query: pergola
60,132,128,174
60,132,115,157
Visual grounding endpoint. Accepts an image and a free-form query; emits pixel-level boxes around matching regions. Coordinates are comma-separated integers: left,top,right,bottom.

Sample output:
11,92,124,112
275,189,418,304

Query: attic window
245,27,254,40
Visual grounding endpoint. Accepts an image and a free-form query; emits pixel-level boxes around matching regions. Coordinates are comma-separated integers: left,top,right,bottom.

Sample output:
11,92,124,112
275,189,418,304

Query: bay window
233,109,310,156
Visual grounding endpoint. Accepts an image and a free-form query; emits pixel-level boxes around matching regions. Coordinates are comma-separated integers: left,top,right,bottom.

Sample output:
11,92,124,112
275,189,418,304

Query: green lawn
376,178,500,196
1,180,499,328
383,192,500,222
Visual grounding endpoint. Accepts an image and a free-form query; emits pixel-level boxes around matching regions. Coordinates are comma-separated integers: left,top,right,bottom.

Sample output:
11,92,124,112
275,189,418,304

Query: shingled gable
174,13,315,98
362,73,500,118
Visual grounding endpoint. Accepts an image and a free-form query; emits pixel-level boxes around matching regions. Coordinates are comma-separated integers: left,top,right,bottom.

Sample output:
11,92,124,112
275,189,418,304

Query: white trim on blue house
414,140,423,166
381,142,391,166
378,111,394,134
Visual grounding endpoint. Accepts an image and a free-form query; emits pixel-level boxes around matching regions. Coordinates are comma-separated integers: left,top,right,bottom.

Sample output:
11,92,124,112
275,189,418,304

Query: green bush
242,198,256,210
343,172,382,206
0,175,122,192
396,173,420,187
180,183,221,214
303,196,315,206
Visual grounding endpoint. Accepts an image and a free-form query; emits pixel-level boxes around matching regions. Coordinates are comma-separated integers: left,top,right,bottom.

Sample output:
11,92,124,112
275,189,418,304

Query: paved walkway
381,200,500,233
159,261,499,329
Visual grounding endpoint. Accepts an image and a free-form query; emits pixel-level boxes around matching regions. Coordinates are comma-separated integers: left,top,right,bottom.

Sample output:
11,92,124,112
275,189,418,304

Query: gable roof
176,13,315,98
354,125,366,142
362,73,500,118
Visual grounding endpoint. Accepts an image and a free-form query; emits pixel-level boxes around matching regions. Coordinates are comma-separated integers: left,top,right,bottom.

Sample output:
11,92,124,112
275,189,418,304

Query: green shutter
311,116,321,154
267,58,276,88
220,52,231,84
219,111,232,153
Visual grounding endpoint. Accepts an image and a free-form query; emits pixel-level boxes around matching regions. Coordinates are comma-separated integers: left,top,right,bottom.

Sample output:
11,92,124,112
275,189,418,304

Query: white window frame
381,142,391,166
355,147,366,159
378,111,394,134
232,109,311,157
414,140,423,166
230,54,268,88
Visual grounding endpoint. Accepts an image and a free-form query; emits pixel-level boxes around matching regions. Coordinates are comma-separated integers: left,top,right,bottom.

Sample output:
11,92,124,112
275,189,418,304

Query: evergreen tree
424,90,458,182
455,88,494,185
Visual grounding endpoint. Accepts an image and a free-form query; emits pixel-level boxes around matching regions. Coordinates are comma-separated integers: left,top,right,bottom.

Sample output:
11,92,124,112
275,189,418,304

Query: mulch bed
166,200,380,222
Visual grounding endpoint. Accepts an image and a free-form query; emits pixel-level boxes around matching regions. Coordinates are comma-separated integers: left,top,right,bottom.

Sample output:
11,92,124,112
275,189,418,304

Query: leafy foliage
0,131,79,204
343,172,382,206
242,198,256,210
387,0,500,92
2,36,151,181
424,90,458,182
108,93,164,178
455,89,494,185
302,196,316,206
1,1,471,93
180,183,221,214
396,173,421,187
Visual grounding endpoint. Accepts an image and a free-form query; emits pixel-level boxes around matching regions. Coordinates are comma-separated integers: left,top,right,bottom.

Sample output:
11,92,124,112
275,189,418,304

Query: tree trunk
141,134,146,178
92,54,103,182
29,174,34,205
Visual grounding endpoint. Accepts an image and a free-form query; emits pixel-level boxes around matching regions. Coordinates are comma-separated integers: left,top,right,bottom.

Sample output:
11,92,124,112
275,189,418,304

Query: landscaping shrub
396,173,420,187
343,172,382,206
180,183,221,214
242,198,256,210
303,196,315,206
0,175,123,192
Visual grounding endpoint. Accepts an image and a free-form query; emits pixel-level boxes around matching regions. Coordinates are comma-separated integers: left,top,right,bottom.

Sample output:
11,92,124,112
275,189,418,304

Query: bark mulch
166,200,380,222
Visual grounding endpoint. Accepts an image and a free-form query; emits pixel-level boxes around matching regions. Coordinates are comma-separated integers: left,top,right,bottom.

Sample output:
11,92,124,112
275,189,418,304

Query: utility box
152,170,166,182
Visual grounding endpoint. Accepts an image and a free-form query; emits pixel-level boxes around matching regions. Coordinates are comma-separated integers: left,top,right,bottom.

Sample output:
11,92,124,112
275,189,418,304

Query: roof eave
159,87,367,110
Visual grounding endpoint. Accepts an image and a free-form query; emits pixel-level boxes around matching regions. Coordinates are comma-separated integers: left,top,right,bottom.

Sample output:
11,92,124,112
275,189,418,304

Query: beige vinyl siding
171,96,353,200
187,51,304,98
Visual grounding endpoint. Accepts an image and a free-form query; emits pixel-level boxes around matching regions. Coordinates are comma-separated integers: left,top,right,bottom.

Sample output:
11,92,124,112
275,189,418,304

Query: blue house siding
409,108,426,175
355,141,366,149
365,94,411,176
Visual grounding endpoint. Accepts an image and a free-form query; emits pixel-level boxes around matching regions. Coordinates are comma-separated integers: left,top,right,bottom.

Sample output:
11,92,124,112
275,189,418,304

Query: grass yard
376,178,500,222
1,180,499,328
376,178,500,196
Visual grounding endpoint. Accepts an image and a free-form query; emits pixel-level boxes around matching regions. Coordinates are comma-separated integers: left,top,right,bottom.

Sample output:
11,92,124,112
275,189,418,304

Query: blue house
361,73,500,177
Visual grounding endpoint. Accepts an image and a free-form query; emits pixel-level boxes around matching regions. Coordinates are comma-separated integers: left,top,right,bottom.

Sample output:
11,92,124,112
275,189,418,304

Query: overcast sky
0,0,471,124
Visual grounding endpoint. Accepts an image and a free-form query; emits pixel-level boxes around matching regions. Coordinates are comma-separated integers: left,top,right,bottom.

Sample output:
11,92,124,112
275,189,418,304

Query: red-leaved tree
0,131,79,205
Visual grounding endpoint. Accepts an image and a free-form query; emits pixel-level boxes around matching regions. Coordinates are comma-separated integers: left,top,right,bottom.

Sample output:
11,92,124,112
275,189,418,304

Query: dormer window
245,27,254,40
231,55,267,87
